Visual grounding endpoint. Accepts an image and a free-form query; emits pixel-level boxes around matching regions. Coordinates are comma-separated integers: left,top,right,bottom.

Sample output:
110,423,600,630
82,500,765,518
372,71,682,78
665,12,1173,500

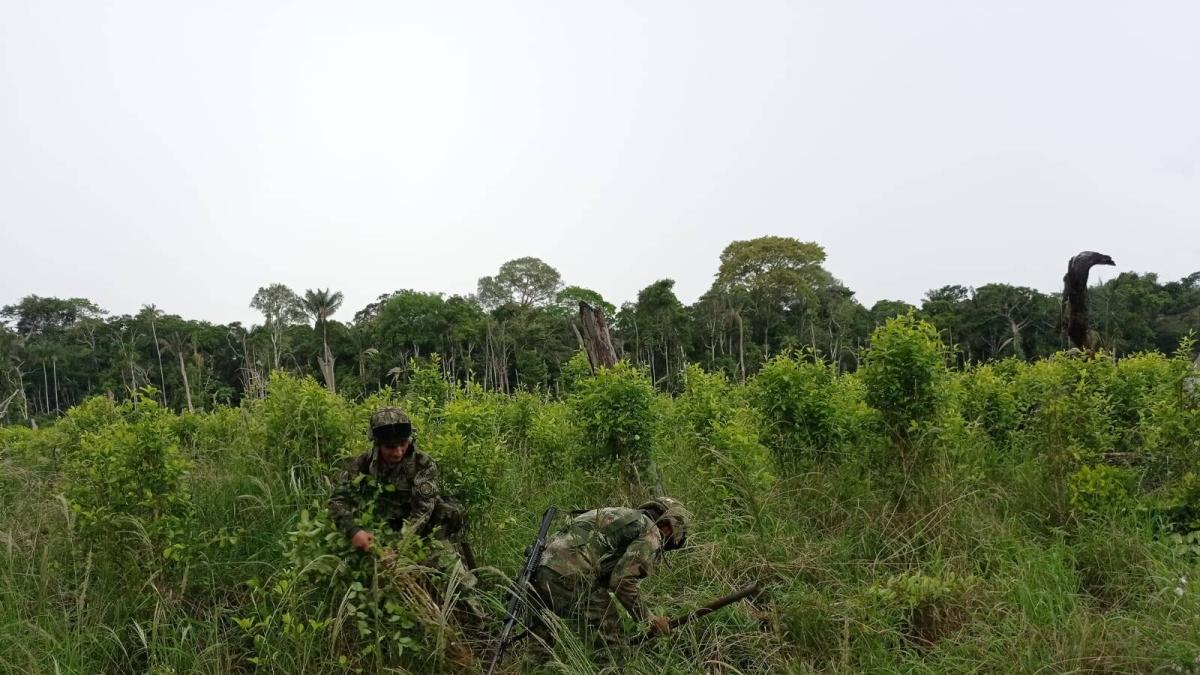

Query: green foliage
1068,464,1136,518
403,355,452,410
1159,472,1200,533
559,350,593,394
252,372,355,473
749,351,843,461
526,400,583,467
956,362,1020,452
63,394,194,562
425,395,509,512
237,507,436,668
858,569,976,646
861,313,948,472
8,331,1200,674
569,361,657,467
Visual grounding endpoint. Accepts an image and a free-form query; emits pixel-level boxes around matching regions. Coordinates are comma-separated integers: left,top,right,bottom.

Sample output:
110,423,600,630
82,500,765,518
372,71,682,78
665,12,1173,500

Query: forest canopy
2,236,1197,421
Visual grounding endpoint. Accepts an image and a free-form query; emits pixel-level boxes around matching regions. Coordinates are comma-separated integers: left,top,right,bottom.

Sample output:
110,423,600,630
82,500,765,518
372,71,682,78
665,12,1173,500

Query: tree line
2,236,1197,421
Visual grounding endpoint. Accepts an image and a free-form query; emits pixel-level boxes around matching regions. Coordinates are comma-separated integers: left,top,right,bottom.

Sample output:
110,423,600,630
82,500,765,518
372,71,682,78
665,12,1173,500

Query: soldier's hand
648,615,671,637
351,530,374,552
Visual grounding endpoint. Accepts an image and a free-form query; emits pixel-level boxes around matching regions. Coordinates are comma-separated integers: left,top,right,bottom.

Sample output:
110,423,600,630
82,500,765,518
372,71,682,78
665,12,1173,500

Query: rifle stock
487,506,558,675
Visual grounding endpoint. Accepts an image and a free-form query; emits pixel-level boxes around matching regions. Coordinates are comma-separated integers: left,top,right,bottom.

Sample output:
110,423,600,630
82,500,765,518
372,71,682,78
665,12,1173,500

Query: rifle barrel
487,506,558,675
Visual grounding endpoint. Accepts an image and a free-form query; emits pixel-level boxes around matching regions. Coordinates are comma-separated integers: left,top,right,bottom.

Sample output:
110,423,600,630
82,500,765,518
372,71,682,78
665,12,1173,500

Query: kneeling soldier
530,497,689,654
328,406,466,551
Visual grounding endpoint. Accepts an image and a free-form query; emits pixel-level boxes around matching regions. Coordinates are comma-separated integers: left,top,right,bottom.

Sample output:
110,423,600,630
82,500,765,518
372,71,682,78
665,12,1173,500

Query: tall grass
1,325,1198,673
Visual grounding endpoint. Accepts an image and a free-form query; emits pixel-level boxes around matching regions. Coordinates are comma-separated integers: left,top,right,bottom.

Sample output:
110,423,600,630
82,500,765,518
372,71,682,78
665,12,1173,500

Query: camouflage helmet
370,407,413,445
638,497,689,550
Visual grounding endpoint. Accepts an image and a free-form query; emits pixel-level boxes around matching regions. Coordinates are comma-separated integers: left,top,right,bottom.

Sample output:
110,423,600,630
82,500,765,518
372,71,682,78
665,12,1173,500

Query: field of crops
2,316,1199,674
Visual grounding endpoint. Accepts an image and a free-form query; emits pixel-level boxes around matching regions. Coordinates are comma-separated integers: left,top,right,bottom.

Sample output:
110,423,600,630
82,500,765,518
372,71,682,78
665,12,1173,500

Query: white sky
2,1,1198,326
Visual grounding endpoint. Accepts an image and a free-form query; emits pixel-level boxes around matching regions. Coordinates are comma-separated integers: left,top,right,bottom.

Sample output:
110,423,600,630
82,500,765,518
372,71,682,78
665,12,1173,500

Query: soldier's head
370,407,413,464
639,497,689,551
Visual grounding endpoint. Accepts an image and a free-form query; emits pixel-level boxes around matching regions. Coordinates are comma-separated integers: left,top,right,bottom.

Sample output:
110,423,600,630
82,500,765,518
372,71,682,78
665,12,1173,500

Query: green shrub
63,394,193,562
425,396,509,511
559,350,593,394
1159,472,1200,534
858,569,976,646
956,363,1020,452
236,507,464,669
1068,464,1136,518
0,425,36,458
749,351,843,461
569,361,657,467
861,313,948,471
252,372,355,473
526,400,581,468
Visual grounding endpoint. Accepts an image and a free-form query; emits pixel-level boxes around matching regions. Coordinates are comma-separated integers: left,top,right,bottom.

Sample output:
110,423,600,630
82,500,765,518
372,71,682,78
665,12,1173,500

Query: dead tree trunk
578,302,619,373
1061,251,1115,351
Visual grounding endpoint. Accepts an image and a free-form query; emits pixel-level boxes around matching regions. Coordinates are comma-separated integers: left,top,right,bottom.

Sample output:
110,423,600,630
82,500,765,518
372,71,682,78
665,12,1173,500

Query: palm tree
302,288,344,393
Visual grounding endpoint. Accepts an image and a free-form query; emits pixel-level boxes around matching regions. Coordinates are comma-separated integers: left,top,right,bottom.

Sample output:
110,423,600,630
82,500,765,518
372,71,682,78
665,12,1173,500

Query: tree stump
578,302,619,373
1061,251,1115,351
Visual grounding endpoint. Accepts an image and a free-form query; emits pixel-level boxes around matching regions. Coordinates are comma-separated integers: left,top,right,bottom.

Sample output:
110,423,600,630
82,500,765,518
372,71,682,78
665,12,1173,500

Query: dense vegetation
3,237,1198,424
2,312,1198,673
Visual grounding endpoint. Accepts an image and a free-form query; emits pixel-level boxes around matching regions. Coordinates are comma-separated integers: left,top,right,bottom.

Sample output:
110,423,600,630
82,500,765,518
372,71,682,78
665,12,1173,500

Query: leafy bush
749,351,843,461
252,372,356,473
0,425,36,458
237,507,470,669
526,400,582,468
1068,464,1136,518
559,350,593,394
569,361,657,467
956,363,1020,452
858,569,976,646
63,395,194,562
425,396,509,511
861,314,948,471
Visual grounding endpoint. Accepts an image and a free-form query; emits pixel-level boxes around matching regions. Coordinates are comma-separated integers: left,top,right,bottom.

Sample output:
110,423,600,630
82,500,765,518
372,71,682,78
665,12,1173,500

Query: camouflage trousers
529,566,624,656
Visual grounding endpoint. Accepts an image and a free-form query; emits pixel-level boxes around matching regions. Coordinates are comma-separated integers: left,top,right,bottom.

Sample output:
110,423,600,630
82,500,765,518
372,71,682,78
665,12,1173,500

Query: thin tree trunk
151,318,167,404
735,311,746,382
42,361,50,413
178,349,194,413
52,356,60,414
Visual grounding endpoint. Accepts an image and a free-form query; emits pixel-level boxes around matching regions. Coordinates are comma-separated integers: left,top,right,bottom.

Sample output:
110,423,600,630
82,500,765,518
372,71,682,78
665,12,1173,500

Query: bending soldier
530,497,689,654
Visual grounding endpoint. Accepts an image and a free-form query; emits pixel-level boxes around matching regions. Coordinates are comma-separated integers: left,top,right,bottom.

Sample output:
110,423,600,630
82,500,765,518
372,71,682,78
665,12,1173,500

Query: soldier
529,497,689,654
329,407,482,667
328,406,466,552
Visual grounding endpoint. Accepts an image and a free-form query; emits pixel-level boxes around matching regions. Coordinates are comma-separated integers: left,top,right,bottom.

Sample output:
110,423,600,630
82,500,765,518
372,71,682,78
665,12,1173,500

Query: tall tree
477,257,563,310
250,284,306,371
138,305,169,404
715,236,837,362
302,288,345,393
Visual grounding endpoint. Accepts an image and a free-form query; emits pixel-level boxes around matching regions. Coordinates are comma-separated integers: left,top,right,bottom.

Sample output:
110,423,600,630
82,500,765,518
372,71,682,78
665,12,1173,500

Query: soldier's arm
328,461,366,539
408,454,441,536
608,530,661,622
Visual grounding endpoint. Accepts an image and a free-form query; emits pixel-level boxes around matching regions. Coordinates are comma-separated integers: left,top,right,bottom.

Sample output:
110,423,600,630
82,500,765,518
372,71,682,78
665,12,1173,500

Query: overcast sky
2,1,1197,326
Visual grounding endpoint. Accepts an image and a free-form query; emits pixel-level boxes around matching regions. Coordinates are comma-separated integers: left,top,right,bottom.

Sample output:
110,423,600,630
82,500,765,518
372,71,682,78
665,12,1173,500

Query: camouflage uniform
530,507,666,650
328,445,460,541
328,407,466,544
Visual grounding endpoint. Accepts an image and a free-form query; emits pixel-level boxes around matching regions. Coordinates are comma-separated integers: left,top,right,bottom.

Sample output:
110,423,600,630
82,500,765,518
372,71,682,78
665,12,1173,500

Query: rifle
487,506,558,675
630,583,761,645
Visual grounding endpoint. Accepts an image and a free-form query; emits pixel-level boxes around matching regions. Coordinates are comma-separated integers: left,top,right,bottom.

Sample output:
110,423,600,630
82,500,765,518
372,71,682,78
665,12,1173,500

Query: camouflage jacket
539,507,664,621
327,446,441,540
